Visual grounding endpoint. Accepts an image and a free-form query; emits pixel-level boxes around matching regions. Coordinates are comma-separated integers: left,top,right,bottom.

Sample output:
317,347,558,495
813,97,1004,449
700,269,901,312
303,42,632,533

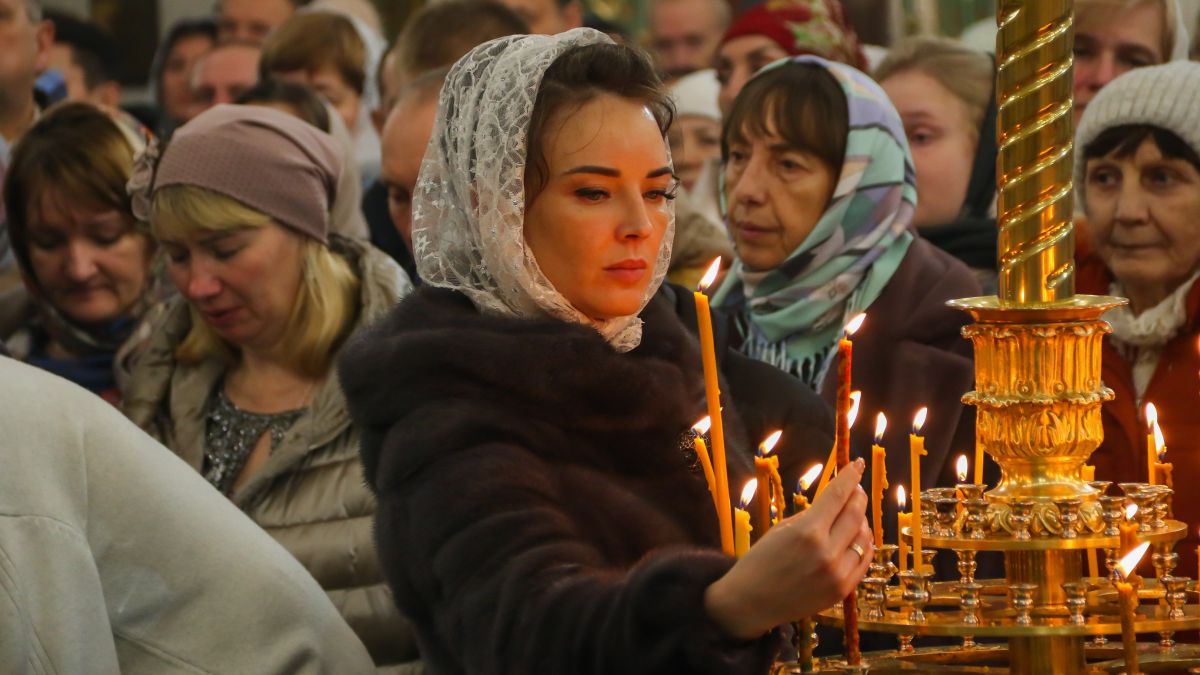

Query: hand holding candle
871,413,888,548
1116,542,1150,675
694,258,733,554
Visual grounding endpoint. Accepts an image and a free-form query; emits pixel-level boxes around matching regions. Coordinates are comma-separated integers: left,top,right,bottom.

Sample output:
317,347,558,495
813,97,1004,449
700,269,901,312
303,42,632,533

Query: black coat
338,285,833,675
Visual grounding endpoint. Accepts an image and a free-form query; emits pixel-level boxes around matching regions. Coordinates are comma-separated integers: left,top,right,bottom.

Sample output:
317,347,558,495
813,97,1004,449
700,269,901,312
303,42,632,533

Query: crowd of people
0,0,1198,672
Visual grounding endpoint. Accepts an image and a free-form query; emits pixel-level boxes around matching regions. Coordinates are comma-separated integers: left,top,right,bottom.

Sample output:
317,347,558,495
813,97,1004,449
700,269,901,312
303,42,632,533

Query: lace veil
411,28,675,352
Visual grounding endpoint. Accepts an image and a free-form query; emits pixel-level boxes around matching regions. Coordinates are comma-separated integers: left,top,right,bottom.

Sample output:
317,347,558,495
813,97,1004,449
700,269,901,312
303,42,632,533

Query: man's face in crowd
648,0,725,81
0,0,51,111
380,91,439,250
497,0,581,35
217,0,295,45
46,43,119,108
190,43,261,116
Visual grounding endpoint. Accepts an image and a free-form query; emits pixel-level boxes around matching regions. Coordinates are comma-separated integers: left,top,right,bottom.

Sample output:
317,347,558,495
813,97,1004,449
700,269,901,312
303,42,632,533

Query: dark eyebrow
647,166,674,179
564,165,619,177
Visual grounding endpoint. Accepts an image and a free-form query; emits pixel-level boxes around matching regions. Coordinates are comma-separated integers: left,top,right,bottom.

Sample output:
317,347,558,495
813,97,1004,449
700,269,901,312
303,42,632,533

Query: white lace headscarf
411,28,676,352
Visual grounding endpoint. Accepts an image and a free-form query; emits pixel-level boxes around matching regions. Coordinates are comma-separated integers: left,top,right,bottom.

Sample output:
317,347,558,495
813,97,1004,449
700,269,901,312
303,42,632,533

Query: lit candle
1144,403,1158,486
973,443,985,485
1116,542,1150,675
735,480,756,558
754,431,783,535
792,463,823,514
815,392,860,497
835,315,867,475
910,408,929,572
1120,504,1139,558
871,413,888,548
694,258,733,554
691,417,718,507
1195,527,1199,583
955,454,968,517
896,485,909,573
1151,421,1172,492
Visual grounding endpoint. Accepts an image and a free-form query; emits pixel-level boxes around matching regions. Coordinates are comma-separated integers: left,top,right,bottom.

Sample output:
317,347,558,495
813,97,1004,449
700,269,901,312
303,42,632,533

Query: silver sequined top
204,386,305,496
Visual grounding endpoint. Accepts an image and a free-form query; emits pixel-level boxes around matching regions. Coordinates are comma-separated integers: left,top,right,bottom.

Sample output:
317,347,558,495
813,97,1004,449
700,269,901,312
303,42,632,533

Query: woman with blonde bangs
120,104,422,671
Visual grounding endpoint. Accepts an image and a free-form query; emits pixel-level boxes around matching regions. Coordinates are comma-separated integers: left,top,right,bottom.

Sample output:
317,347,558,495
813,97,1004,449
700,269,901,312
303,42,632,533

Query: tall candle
871,413,888,548
816,391,861,497
1144,403,1158,485
735,480,756,558
1116,543,1150,675
1151,421,1173,493
910,408,929,572
691,418,718,506
694,258,733,554
896,485,909,573
755,431,783,535
835,315,865,667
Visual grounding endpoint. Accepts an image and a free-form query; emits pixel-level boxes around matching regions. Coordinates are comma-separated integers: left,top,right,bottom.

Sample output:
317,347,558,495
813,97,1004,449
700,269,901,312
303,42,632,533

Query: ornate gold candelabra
772,0,1200,672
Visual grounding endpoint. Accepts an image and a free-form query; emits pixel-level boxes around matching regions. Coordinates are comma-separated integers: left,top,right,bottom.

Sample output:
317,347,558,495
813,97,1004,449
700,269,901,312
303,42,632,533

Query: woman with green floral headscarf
714,55,979,496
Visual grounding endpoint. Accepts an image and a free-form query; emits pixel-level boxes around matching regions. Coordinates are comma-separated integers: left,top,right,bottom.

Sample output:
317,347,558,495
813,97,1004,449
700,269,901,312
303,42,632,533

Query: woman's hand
704,458,873,640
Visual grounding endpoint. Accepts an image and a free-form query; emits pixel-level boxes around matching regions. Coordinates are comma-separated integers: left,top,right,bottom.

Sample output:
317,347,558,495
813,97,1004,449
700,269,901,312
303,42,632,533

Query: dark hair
392,0,529,84
260,12,366,95
1083,124,1200,172
46,10,119,88
150,17,217,105
525,43,674,202
721,62,848,177
236,79,332,132
3,103,138,280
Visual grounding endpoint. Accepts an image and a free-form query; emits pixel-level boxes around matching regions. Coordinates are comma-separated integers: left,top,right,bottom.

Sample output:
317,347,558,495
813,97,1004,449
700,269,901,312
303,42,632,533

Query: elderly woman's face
523,93,674,321
1085,137,1200,306
161,221,306,353
723,119,837,272
25,192,152,325
715,35,789,117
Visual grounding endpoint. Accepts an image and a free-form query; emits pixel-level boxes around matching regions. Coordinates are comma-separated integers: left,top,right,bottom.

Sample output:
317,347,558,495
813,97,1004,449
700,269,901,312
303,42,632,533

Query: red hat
722,0,866,70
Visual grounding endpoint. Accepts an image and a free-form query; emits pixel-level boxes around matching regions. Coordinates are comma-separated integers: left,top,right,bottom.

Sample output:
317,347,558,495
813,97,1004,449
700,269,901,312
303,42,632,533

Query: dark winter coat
339,284,837,675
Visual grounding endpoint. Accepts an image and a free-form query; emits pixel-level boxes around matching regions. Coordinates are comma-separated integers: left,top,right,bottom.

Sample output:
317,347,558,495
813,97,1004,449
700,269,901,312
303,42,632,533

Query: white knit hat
1074,61,1200,201
670,69,721,121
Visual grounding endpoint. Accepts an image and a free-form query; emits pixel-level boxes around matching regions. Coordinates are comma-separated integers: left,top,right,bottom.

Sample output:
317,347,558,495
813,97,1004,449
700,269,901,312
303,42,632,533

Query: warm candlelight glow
1145,402,1158,431
799,464,823,491
897,484,907,510
956,455,968,482
873,413,887,444
1117,542,1151,579
1153,421,1166,460
1126,504,1138,521
848,391,862,428
912,407,928,435
698,257,722,291
758,430,783,457
740,479,758,508
691,416,711,435
844,312,867,337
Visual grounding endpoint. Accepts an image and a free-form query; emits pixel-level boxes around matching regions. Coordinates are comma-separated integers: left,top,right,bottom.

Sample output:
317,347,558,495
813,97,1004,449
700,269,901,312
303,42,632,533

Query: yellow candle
754,432,782,535
735,480,756,558
871,413,888,548
1120,504,1139,558
815,392,860,497
955,454,968,517
792,463,822,514
1116,543,1150,675
910,408,929,572
1081,465,1095,482
691,418,718,511
897,485,909,573
1145,403,1158,485
1151,421,1172,493
694,258,733,554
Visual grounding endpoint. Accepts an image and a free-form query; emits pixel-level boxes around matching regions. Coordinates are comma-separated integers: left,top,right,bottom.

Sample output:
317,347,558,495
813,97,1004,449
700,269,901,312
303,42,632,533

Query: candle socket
1149,485,1170,530
1162,575,1189,621
1100,495,1125,537
1054,497,1082,538
872,544,899,583
934,496,959,537
920,549,937,574
1009,499,1035,541
920,498,937,536
1153,545,1178,580
958,483,986,502
957,581,983,626
1131,491,1156,534
964,498,989,539
1118,482,1149,498
899,570,933,623
897,633,915,654
1062,581,1088,625
1087,480,1112,496
1105,548,1121,584
956,549,977,584
1009,582,1038,626
862,577,889,621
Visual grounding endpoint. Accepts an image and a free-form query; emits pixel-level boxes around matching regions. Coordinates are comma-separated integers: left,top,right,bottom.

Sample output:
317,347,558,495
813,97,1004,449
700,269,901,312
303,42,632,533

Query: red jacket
1078,242,1200,574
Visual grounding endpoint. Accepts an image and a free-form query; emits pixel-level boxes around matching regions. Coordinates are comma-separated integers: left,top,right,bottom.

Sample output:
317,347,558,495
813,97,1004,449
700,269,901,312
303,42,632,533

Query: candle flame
799,463,823,491
956,455,969,482
697,257,722,291
739,479,758,508
873,413,887,444
1152,421,1166,460
1145,402,1158,431
758,430,783,457
848,391,862,428
897,484,907,510
1116,542,1150,579
844,312,867,337
912,407,928,435
691,416,711,435
1125,504,1138,521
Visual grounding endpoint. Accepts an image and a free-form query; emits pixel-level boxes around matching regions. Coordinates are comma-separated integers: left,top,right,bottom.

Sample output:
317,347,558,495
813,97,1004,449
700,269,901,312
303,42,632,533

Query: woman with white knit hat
1075,61,1200,576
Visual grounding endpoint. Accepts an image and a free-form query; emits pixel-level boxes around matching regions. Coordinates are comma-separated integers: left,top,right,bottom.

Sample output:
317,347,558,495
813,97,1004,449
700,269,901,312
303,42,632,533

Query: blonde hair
1076,0,1175,61
151,185,360,377
874,37,994,142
